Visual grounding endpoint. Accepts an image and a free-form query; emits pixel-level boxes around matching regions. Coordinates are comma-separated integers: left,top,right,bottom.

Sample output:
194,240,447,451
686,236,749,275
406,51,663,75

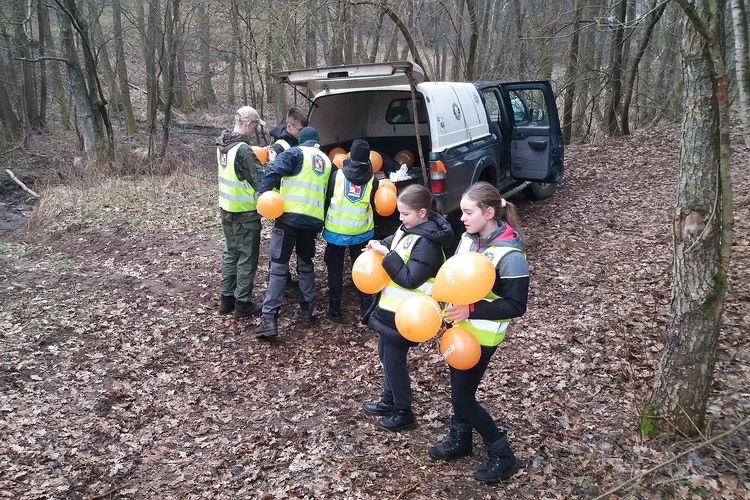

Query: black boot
326,298,342,323
234,300,262,318
219,295,235,315
473,433,520,483
363,394,395,416
284,271,299,298
378,408,416,432
255,316,278,339
428,417,473,460
300,306,315,327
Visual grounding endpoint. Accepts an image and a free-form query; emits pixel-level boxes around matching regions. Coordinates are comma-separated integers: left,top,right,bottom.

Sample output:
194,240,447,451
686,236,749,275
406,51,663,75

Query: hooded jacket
459,221,528,321
367,212,454,343
322,158,381,245
269,125,298,154
215,130,263,188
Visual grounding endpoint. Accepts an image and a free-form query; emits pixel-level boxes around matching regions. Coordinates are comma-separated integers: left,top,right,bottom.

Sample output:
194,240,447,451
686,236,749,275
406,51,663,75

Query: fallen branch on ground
5,169,38,198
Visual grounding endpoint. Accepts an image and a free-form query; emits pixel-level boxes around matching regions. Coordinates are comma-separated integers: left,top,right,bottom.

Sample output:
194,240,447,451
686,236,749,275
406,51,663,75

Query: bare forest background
0,0,728,166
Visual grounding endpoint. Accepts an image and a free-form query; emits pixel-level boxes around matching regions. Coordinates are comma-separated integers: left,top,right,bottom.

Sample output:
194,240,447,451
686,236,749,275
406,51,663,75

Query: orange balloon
379,179,397,195
431,252,496,305
395,295,442,342
352,249,389,294
328,147,346,160
333,153,347,169
251,146,268,165
374,187,397,216
370,151,383,173
256,191,285,219
440,327,481,370
394,150,415,168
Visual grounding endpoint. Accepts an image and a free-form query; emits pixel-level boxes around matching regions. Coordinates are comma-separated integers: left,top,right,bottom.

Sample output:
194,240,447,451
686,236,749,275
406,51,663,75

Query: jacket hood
269,125,296,143
465,220,524,251
408,212,454,251
341,158,373,185
215,130,250,153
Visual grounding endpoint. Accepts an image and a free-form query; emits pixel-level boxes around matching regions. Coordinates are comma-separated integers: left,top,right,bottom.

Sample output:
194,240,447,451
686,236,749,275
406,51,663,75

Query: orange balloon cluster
328,147,346,160
256,191,285,219
251,146,268,165
395,295,442,342
394,150,415,168
440,327,481,370
370,151,383,173
352,249,389,294
374,187,397,216
431,252,495,304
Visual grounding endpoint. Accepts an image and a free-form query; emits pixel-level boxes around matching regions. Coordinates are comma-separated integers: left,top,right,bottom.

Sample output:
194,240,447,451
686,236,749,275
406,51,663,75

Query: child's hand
443,304,470,324
367,240,388,256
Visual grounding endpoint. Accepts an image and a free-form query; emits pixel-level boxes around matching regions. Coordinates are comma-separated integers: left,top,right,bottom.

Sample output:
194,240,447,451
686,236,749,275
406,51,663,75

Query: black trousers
323,241,368,302
378,334,418,410
450,344,502,442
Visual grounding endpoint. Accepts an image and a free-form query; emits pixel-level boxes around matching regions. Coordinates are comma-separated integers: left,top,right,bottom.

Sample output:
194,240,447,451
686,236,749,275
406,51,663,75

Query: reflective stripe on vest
274,139,291,150
452,234,524,347
279,146,331,222
217,143,257,212
378,229,443,313
324,171,374,235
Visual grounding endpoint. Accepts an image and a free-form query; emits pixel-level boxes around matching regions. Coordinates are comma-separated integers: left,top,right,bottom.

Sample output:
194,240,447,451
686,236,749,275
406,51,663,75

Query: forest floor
0,122,748,500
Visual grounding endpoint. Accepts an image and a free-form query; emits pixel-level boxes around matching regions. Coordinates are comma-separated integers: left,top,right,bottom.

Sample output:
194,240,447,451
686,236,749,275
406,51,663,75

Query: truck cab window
386,99,427,124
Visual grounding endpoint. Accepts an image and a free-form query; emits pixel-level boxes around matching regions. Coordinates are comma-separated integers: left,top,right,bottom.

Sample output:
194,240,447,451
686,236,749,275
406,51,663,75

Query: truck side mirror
530,108,545,122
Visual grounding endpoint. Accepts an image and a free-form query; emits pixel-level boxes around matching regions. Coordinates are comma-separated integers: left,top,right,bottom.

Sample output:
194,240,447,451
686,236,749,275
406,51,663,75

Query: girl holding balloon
430,181,528,484
363,184,454,432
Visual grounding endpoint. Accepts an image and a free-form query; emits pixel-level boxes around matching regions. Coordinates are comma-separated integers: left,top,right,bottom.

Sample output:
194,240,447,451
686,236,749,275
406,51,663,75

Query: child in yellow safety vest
363,184,453,432
429,181,528,484
322,139,380,323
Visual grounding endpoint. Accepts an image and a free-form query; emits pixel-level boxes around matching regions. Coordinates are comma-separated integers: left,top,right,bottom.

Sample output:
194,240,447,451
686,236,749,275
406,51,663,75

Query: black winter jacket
367,212,454,343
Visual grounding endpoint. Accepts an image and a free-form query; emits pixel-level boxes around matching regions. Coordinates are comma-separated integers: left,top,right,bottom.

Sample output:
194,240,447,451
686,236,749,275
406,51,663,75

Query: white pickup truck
274,61,564,235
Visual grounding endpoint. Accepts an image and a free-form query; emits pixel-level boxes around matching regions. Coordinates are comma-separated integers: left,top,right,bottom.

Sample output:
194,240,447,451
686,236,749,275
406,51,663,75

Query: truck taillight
430,160,447,194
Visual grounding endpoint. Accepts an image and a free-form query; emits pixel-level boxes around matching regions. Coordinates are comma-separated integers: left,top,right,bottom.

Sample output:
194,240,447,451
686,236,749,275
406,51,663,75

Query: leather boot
300,306,314,327
234,300,262,318
428,417,473,460
326,298,342,323
254,316,278,339
378,408,416,432
219,295,235,315
363,393,395,416
473,432,520,483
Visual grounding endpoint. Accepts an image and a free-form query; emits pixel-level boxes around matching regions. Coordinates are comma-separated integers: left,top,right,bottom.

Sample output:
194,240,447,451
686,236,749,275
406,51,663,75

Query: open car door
272,61,425,93
499,82,564,184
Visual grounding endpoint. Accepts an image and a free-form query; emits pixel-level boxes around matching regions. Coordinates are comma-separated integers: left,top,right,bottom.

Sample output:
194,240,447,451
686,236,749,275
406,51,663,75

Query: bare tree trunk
92,14,120,109
343,2,353,64
646,0,732,437
368,10,386,63
55,1,113,163
160,0,180,159
31,1,48,128
562,0,584,145
38,4,70,129
198,4,216,106
112,0,136,134
731,0,750,161
143,0,160,136
605,0,627,136
465,0,479,80
12,0,40,130
621,1,667,135
177,47,192,111
0,47,22,140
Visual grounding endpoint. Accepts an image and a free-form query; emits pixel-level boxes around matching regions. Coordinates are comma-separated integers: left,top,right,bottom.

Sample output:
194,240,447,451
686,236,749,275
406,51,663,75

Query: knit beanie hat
349,139,371,163
298,127,319,144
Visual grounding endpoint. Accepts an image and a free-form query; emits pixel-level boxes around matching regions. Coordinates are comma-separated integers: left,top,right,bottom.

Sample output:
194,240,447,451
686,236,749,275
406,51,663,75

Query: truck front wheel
523,182,557,201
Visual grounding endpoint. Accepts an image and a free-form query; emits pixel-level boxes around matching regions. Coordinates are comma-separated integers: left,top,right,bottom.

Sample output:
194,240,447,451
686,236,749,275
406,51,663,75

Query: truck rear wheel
523,182,557,201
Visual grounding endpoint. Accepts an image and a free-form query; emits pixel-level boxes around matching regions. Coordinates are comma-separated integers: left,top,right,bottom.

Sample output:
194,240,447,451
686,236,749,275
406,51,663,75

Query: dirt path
0,127,748,499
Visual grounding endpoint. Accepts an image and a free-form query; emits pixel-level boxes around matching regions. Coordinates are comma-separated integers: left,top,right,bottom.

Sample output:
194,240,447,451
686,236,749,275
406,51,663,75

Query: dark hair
463,181,524,241
398,184,443,214
287,107,308,127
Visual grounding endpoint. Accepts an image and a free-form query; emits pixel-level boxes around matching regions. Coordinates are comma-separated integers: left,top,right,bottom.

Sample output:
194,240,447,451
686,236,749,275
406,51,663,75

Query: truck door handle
528,140,548,151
